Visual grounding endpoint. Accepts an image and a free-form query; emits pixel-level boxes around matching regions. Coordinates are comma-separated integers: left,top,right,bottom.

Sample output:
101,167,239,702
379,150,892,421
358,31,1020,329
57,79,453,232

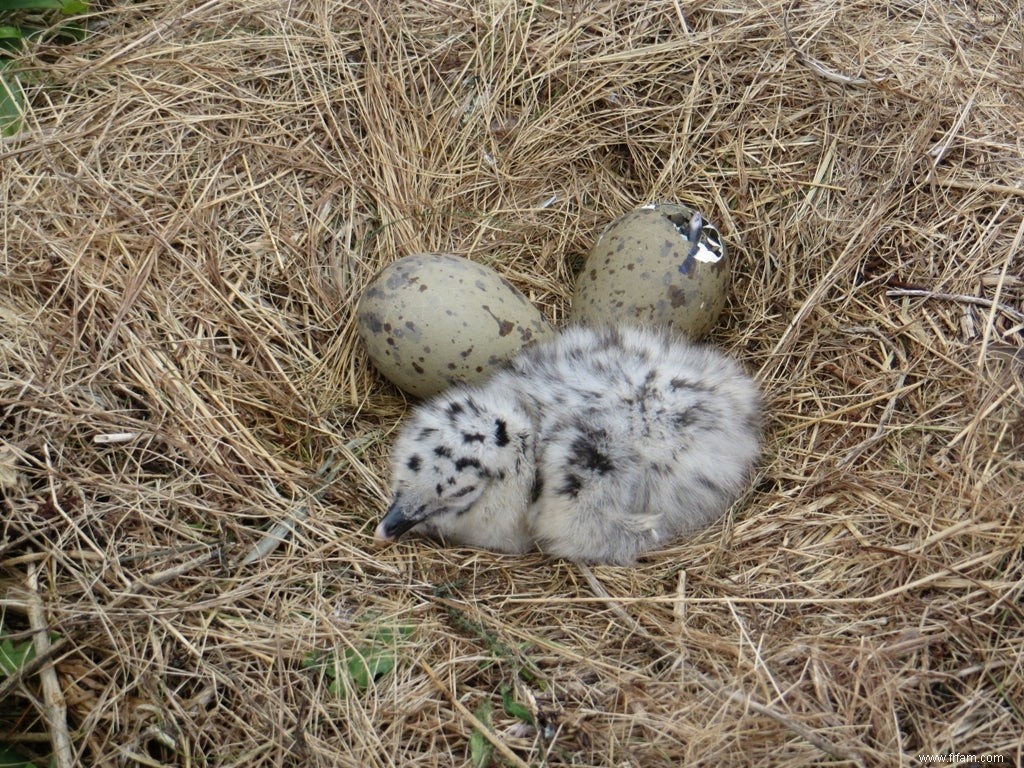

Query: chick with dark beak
374,501,420,541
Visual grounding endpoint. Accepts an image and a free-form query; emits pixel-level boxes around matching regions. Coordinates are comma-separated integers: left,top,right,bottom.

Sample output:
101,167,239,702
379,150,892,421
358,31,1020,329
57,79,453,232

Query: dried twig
238,433,382,567
782,1,889,90
885,288,1024,323
420,660,531,768
25,563,75,768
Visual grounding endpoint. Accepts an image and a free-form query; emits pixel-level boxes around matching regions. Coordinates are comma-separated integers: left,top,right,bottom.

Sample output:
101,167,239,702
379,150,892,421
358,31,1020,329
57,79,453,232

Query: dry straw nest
2,0,1022,766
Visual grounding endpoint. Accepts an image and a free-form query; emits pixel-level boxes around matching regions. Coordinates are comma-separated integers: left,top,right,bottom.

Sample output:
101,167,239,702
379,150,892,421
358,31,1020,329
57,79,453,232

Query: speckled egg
356,253,554,398
569,203,729,339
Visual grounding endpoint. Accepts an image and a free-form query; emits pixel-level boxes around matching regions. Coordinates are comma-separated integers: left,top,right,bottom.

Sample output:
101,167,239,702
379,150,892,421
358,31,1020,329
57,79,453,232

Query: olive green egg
569,203,729,339
356,253,554,398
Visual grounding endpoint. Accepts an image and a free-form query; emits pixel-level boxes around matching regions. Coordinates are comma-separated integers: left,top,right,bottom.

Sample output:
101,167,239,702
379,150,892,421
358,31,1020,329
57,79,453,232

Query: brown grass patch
2,1,1022,766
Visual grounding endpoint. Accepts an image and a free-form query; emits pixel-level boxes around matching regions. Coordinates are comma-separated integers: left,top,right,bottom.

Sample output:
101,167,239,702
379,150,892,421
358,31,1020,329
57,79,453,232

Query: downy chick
375,324,761,564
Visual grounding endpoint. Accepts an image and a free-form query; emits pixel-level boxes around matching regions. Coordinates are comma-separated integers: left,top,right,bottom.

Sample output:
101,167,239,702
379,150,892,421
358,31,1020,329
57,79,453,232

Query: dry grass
2,0,1022,765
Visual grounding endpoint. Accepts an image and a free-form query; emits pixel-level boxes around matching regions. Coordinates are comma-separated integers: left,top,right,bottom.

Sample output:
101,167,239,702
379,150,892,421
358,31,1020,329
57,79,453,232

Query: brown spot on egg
481,304,515,337
361,313,384,333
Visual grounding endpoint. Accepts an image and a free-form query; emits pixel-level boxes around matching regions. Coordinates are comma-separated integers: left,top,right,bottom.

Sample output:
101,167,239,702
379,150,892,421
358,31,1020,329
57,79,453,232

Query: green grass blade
0,745,41,767
0,25,26,41
469,701,493,768
0,61,24,136
0,0,83,12
500,684,535,726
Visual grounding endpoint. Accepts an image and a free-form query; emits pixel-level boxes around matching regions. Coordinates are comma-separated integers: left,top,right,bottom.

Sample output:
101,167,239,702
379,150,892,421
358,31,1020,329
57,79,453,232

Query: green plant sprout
0,632,47,767
0,0,89,136
302,624,413,698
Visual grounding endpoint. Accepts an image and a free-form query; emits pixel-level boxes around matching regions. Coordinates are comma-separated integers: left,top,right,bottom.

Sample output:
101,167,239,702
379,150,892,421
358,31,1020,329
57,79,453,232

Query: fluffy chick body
375,324,761,564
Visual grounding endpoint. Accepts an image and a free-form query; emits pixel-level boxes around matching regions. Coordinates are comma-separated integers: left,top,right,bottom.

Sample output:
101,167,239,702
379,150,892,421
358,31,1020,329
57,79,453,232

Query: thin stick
238,433,381,566
928,177,1024,199
782,1,889,90
25,563,75,768
126,550,222,594
420,659,531,768
885,288,1024,323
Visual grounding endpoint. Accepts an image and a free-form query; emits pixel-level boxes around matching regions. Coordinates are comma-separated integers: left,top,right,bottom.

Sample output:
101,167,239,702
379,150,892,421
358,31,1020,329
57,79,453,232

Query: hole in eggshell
664,211,690,232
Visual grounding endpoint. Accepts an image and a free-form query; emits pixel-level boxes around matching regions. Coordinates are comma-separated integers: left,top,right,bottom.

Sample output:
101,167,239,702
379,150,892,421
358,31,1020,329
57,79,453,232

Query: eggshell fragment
357,253,554,398
569,203,730,339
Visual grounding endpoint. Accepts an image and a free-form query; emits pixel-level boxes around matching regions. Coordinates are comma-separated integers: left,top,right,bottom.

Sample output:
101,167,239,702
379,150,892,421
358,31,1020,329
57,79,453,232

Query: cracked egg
569,203,729,339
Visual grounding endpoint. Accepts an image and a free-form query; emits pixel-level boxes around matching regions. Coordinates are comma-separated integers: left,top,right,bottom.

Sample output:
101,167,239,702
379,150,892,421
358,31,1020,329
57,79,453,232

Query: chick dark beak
374,502,421,542
686,211,703,260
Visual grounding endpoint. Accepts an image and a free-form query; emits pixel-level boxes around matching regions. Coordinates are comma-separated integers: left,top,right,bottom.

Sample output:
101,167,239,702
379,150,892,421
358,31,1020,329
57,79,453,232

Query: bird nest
1,1,1022,766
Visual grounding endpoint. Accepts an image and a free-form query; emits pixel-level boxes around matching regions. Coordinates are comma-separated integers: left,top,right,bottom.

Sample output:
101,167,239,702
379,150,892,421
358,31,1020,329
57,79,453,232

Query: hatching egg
569,203,729,339
356,253,554,398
